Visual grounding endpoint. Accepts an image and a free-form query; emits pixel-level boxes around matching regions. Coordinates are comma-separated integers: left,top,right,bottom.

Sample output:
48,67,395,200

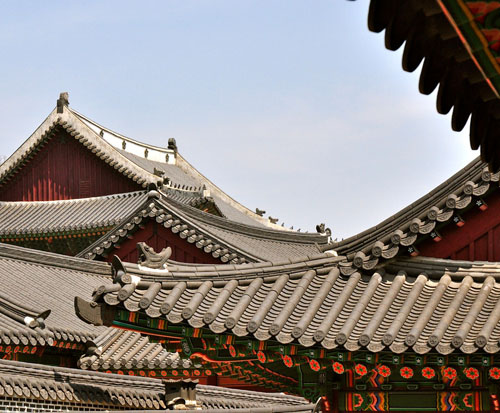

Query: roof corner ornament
268,216,278,224
137,242,171,269
56,92,69,113
255,208,266,216
168,138,178,153
316,223,332,237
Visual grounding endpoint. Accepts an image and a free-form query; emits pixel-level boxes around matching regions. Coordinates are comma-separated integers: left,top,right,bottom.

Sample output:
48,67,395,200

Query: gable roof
367,0,500,169
78,190,328,263
0,99,291,229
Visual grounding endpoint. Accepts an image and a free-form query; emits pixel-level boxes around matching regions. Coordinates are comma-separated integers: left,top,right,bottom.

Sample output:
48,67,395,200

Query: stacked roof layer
0,103,290,230
0,244,190,371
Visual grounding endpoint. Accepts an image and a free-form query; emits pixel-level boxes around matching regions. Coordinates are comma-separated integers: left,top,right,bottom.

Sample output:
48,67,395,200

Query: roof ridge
160,195,327,243
0,243,111,276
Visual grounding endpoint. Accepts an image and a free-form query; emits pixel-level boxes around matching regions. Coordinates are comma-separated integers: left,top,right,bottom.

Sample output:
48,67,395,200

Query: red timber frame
104,220,220,265
418,191,500,261
0,127,139,201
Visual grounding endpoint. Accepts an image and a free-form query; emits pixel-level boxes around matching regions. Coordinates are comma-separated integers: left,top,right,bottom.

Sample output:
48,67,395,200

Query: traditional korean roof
367,1,500,169
78,329,191,371
0,359,315,411
77,190,328,263
0,243,109,343
0,190,147,237
76,249,500,356
0,243,190,373
324,156,498,273
0,97,287,229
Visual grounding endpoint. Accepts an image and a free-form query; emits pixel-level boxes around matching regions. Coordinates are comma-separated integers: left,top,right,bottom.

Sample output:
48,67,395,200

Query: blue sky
0,1,476,238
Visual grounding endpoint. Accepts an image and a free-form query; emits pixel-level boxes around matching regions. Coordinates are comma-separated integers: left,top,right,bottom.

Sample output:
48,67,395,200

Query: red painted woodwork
105,220,220,264
0,128,139,201
197,376,272,393
419,190,500,261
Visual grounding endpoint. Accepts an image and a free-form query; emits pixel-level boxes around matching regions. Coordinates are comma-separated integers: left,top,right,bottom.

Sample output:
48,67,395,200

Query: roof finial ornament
316,223,332,237
137,242,172,269
168,138,177,152
56,92,69,113
268,216,278,224
255,208,266,216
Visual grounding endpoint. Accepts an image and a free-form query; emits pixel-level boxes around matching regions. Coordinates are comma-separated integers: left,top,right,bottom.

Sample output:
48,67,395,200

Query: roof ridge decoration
137,242,171,269
0,291,50,330
324,157,500,275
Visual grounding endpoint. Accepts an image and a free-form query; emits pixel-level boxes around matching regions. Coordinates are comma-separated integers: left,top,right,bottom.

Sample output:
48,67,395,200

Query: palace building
3,1,500,411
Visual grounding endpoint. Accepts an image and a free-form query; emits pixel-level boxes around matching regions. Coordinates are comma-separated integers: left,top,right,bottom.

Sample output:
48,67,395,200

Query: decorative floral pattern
332,361,345,374
490,367,500,380
400,366,414,379
309,359,321,372
443,367,457,380
257,351,266,363
464,367,479,380
377,365,391,378
282,355,293,368
355,364,368,377
422,367,436,379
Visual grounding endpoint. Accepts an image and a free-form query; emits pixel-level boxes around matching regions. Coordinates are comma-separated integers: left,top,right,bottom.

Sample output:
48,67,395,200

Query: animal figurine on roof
136,242,172,269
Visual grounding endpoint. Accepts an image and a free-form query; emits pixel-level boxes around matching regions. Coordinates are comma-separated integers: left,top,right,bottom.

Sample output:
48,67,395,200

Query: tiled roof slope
78,252,500,356
0,359,315,411
72,108,287,230
79,329,191,371
367,0,500,169
79,191,328,263
0,191,147,236
325,157,498,272
0,243,110,341
0,243,188,371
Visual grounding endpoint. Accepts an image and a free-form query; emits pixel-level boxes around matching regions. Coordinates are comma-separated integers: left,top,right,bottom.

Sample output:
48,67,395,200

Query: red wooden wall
105,220,220,264
419,190,500,261
0,128,139,201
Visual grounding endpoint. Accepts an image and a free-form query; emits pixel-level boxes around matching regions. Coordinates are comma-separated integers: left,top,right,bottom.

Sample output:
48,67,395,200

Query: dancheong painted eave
76,247,500,356
366,0,500,170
